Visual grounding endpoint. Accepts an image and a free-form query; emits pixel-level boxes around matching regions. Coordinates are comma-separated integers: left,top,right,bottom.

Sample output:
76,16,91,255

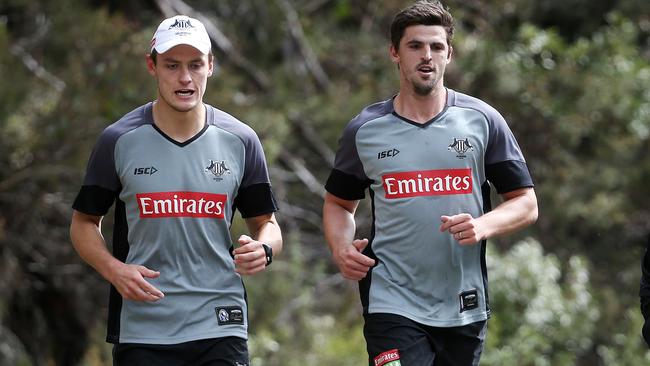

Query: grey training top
73,102,277,344
325,89,533,327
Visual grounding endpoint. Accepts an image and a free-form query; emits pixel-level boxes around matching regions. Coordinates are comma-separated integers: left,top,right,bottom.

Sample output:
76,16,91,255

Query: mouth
417,65,434,75
175,89,195,97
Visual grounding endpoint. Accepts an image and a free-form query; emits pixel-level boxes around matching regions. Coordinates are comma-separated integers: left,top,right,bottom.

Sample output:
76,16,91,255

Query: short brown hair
149,49,213,65
390,0,454,50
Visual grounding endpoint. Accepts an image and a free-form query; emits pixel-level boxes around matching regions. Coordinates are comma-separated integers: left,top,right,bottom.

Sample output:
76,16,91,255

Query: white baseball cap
150,15,211,54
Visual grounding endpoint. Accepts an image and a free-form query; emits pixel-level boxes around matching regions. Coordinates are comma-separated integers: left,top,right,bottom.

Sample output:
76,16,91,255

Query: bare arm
322,192,375,280
69,210,164,301
439,187,538,244
233,213,282,275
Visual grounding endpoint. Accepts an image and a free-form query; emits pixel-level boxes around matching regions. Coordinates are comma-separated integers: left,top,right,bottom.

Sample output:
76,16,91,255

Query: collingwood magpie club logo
205,159,231,181
218,309,229,322
169,18,195,30
448,138,474,159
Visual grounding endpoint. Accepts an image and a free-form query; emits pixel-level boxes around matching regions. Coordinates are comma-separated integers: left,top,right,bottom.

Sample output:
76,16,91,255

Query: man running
70,15,282,365
323,2,538,365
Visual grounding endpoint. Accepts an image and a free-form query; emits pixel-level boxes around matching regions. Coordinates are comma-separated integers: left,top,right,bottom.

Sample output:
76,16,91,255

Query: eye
166,63,178,70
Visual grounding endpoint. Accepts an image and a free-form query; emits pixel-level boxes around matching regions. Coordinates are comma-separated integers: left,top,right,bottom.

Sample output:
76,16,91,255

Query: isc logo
134,166,158,175
377,148,400,159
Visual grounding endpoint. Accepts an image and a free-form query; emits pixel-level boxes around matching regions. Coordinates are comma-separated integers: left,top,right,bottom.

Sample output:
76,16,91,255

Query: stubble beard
413,80,436,96
411,69,442,96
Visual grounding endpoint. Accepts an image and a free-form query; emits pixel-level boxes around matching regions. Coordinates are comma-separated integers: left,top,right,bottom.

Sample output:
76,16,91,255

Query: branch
279,151,326,198
302,0,334,14
9,16,66,92
360,2,380,33
10,44,66,92
153,0,270,90
276,201,323,230
0,165,76,192
276,0,331,91
288,114,335,167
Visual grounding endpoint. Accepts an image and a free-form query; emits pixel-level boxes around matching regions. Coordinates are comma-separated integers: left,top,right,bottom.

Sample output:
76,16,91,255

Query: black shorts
363,313,486,366
112,336,249,366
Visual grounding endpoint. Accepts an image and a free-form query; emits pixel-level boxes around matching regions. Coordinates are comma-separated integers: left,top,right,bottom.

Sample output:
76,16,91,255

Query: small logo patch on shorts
459,289,479,313
374,349,401,366
215,306,244,325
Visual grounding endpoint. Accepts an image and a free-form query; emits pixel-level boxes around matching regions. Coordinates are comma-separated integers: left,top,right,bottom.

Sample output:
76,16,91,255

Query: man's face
390,25,452,96
147,44,213,113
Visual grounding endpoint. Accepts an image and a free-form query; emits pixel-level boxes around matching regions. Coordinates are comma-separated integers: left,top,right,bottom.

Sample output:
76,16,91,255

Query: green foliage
453,12,650,254
483,239,598,365
243,233,366,365
1,0,650,364
452,12,650,353
597,309,650,365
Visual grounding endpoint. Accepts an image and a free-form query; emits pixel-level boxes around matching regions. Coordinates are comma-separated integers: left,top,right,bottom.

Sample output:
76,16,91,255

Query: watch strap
262,243,273,266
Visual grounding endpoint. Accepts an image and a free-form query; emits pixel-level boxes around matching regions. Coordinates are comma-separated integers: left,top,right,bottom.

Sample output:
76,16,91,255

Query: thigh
194,336,249,366
113,342,183,366
113,337,249,366
364,313,435,366
428,320,486,366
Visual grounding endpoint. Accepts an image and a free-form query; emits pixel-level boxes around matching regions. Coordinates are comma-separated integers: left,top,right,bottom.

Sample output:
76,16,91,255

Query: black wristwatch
262,243,273,266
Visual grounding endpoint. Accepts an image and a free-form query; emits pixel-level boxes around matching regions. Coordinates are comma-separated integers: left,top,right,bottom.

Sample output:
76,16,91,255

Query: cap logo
169,18,195,30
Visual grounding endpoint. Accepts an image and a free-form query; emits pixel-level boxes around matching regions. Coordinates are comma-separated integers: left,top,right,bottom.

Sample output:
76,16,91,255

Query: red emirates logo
382,168,472,198
374,349,400,366
136,191,226,218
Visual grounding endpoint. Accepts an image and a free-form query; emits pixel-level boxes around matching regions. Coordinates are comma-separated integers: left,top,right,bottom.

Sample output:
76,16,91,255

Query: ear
446,45,453,64
145,54,156,76
207,55,214,77
389,44,400,65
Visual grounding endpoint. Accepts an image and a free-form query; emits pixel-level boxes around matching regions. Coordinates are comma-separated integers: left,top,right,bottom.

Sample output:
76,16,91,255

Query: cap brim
153,39,211,55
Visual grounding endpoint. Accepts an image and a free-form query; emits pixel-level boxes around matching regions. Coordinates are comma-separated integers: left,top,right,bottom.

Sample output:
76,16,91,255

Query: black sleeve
72,185,118,216
485,160,534,194
325,169,370,201
72,126,122,215
641,235,650,347
234,183,278,218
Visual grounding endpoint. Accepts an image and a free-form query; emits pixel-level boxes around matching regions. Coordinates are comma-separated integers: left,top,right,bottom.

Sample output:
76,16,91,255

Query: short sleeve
324,101,391,200
72,128,121,216
483,108,534,193
233,128,277,218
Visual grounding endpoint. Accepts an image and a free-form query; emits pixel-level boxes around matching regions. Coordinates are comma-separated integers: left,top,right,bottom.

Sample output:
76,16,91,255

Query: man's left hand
440,214,482,245
233,235,268,275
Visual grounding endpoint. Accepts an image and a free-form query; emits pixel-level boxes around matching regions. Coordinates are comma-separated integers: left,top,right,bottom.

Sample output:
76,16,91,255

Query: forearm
323,197,357,256
322,193,375,279
70,211,122,282
476,188,538,239
247,213,283,255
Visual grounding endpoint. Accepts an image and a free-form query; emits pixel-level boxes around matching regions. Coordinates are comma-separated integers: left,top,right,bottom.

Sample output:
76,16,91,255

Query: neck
152,100,205,142
394,85,447,124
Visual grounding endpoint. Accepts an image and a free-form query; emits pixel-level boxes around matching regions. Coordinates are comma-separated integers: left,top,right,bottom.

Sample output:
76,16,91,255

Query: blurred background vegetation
0,0,649,365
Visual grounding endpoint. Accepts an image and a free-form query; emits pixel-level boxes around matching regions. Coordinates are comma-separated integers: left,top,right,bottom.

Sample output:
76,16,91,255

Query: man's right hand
109,263,164,302
70,211,164,302
334,238,376,281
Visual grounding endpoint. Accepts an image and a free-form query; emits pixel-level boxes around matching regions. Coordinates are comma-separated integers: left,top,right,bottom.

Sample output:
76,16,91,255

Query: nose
179,65,192,84
422,45,433,61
